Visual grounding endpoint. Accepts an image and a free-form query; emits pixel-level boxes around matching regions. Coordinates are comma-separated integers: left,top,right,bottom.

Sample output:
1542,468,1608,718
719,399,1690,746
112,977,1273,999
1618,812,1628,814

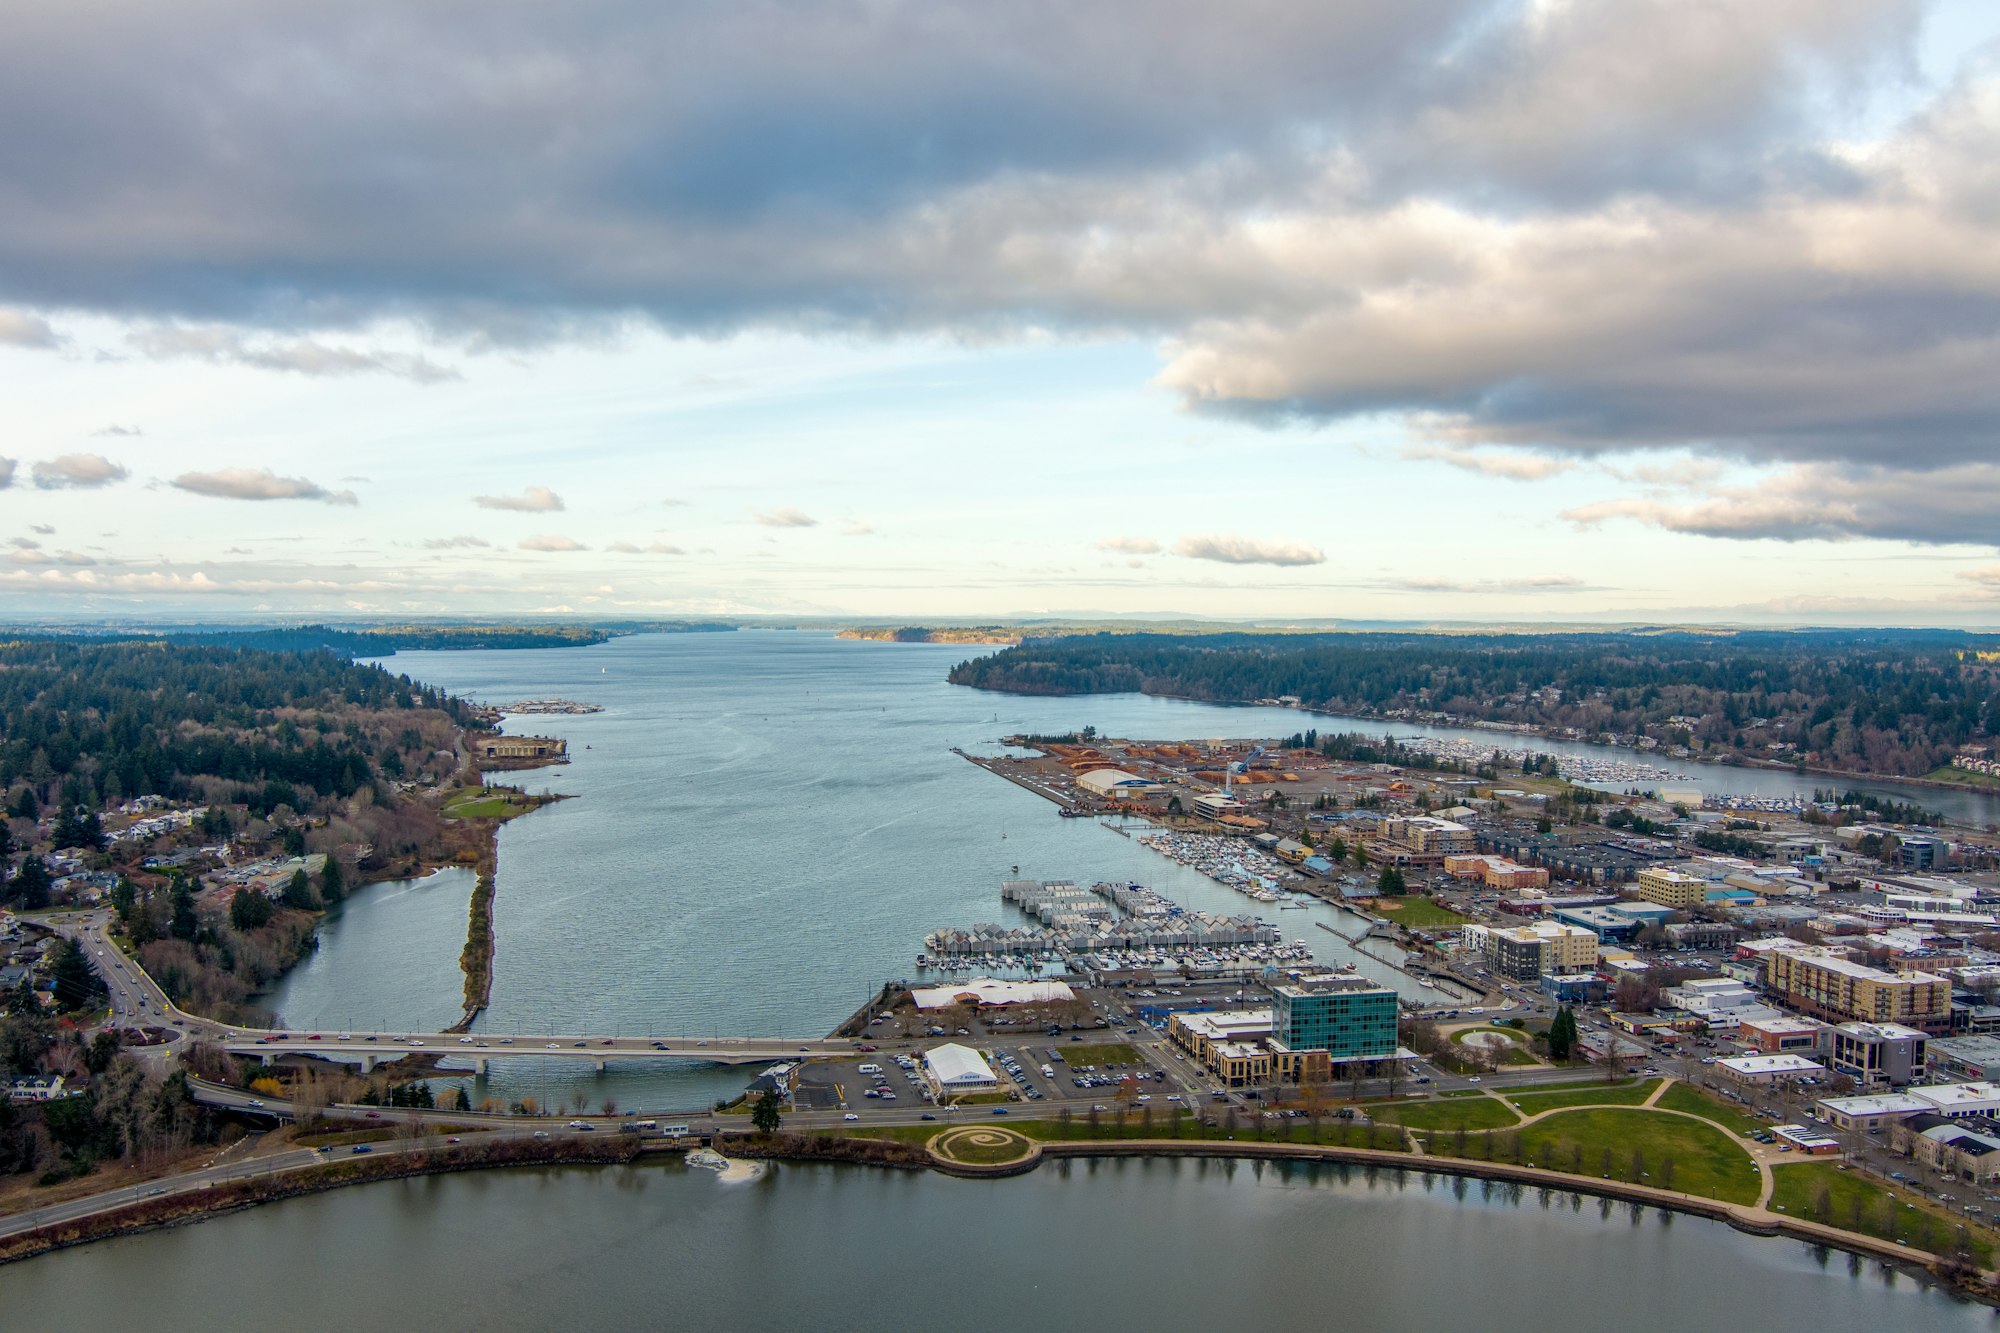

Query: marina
920,878,1309,977
1136,831,1304,902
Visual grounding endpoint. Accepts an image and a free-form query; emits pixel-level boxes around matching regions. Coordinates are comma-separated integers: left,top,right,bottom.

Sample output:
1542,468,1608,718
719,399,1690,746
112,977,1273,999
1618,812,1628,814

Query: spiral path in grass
928,1126,1038,1168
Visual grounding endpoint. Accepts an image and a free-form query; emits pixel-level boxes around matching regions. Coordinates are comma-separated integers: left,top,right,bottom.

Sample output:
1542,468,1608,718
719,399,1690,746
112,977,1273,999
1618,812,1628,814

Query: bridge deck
223,1034,860,1067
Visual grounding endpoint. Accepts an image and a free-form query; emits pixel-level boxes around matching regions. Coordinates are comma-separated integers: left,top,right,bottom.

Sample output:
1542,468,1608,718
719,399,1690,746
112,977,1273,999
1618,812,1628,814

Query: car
1467,1076,1481,1083
567,1120,594,1131
1093,1104,1108,1112
365,1111,382,1119
446,1137,461,1144
600,1039,614,1047
572,1041,586,1048
920,1113,937,1121
532,1130,550,1139
459,1036,475,1044
844,1112,861,1121
991,1108,1009,1115
351,1144,373,1154
248,1098,266,1107
546,1042,562,1049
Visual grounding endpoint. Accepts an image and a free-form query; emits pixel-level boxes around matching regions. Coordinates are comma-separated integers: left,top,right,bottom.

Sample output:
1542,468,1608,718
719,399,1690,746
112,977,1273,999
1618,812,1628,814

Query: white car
843,1112,861,1121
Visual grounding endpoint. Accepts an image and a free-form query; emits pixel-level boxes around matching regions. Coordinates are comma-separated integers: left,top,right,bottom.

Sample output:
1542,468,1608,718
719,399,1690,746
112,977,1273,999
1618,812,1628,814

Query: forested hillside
0,640,468,816
948,630,2000,777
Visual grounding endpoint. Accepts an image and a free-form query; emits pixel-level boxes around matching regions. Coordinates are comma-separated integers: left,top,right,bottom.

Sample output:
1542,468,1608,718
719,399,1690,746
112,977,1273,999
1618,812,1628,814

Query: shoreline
966,683,1993,809
3,1128,1982,1304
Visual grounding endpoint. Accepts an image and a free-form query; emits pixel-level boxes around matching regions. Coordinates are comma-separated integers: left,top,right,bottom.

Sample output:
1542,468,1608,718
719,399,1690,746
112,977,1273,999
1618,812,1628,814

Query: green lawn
1434,1107,1760,1205
1062,1043,1143,1068
1770,1162,1993,1265
1373,897,1470,930
1502,1077,1639,1095
1369,1097,1522,1133
847,1113,1407,1153
1655,1081,1768,1136
1920,766,2000,790
1509,1079,1662,1113
443,787,536,819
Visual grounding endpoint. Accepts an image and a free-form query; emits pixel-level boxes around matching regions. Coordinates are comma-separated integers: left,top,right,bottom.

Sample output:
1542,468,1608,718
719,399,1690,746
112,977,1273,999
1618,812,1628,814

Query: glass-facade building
1271,981,1398,1059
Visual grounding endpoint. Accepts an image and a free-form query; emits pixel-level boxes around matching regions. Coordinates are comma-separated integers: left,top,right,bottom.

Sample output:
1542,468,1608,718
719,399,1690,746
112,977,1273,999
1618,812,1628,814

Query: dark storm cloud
0,0,1989,525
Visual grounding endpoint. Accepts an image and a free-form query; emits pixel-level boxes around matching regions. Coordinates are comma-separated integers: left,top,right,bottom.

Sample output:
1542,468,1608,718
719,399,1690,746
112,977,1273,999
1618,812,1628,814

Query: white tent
923,1043,998,1094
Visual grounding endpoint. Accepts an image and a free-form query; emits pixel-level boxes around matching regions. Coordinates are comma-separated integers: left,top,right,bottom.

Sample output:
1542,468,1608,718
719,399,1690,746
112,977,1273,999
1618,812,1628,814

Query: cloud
754,507,819,528
518,534,587,551
606,539,687,554
0,308,59,348
1097,536,1162,555
32,453,128,489
1561,461,2000,548
172,468,358,505
842,522,874,536
473,485,565,513
9,537,39,549
660,497,691,508
0,0,1974,512
1388,574,1585,594
127,325,459,382
422,535,492,550
1404,444,1575,482
1173,534,1325,567
29,523,52,534
0,459,14,490
93,424,143,437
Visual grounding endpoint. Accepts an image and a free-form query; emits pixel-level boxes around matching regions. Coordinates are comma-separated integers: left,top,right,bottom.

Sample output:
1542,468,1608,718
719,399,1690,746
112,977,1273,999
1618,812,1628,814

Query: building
1739,1016,1829,1055
1632,866,1707,910
1931,1035,2000,1083
1663,921,1740,950
909,978,1077,1011
923,1043,999,1099
1465,920,1599,980
1828,1022,1928,1089
1444,855,1548,890
1075,769,1164,799
1819,1082,2000,1131
1662,978,1782,1032
1715,1053,1825,1086
1271,976,1398,1058
478,735,567,761
1369,816,1474,867
1192,792,1244,820
1890,1115,2000,1184
5,1074,67,1102
1542,973,1608,1004
1762,946,1953,1033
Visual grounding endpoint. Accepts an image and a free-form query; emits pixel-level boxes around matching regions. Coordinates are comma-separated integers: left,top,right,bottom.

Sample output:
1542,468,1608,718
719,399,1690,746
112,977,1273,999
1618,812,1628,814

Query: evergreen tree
750,1088,783,1135
8,788,36,820
1548,1006,1579,1063
49,937,105,1011
281,868,317,910
111,875,138,923
229,888,275,932
1376,866,1406,896
319,856,345,905
10,855,51,910
169,878,199,940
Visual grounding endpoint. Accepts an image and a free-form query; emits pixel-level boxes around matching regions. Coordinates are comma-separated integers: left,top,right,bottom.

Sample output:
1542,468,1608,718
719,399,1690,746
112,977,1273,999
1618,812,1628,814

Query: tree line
951,629,2000,776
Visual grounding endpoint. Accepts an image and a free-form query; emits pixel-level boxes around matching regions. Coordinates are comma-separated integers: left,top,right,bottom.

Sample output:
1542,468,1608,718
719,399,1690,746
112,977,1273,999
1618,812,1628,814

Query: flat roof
1818,1093,1927,1116
1717,1054,1824,1075
1914,1083,2000,1111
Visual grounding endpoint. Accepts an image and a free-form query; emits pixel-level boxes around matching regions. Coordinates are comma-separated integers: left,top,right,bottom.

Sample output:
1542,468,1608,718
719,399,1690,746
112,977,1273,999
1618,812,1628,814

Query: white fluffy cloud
518,534,587,551
0,307,58,348
474,486,565,513
32,453,127,489
127,325,458,382
172,468,359,505
1173,534,1325,567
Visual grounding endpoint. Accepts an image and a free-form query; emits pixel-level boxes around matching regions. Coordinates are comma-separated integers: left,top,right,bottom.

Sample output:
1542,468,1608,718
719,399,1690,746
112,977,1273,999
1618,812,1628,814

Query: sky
3,0,2000,625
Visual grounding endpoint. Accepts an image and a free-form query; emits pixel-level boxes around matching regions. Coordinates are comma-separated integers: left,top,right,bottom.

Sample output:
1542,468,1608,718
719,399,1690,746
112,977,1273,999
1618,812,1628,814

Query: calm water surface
0,1159,1981,1331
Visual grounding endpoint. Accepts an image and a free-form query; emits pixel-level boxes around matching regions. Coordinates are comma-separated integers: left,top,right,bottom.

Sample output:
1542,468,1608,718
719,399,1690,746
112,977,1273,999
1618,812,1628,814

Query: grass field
1369,1097,1522,1133
1373,897,1470,930
1770,1162,1992,1265
1430,1107,1759,1205
443,787,538,819
1920,766,2000,790
1502,1077,1640,1095
1655,1081,1767,1136
1508,1079,1661,1113
848,1115,1408,1152
1062,1043,1142,1067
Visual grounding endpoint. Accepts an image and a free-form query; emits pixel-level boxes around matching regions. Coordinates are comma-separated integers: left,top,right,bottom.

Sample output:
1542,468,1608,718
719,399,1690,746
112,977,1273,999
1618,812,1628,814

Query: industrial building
1075,769,1164,799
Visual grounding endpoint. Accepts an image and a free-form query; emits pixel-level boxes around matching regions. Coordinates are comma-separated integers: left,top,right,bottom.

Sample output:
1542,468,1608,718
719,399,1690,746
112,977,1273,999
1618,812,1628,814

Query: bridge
221,1032,865,1074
